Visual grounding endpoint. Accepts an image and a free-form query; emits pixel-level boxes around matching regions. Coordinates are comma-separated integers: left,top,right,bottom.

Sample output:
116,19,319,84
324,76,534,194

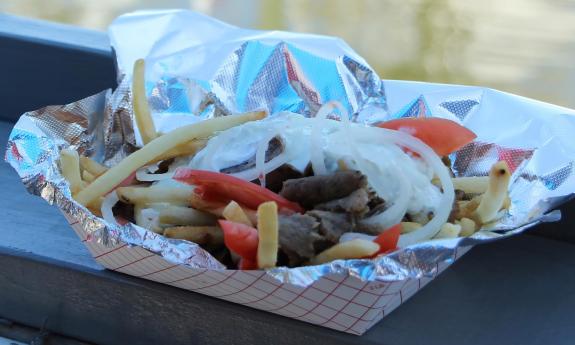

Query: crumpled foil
5,10,575,286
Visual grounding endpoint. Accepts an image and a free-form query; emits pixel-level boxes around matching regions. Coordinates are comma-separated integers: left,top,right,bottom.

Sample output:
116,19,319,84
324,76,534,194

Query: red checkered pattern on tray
63,213,470,335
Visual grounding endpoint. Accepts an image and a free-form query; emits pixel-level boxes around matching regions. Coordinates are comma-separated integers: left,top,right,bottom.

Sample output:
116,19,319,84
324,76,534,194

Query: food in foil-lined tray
6,9,575,335
59,60,512,270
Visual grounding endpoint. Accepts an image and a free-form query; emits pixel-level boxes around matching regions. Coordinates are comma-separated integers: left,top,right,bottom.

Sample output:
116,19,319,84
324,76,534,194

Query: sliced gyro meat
262,164,304,193
279,170,367,209
315,188,370,215
278,213,322,266
307,210,354,243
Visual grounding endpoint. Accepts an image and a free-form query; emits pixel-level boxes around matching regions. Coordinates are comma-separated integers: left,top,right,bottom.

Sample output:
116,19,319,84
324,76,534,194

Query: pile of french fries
434,161,511,239
58,59,512,269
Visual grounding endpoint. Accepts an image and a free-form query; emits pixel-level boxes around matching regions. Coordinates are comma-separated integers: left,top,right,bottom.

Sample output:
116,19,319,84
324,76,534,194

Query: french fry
150,139,208,164
474,161,511,224
311,239,379,265
153,204,216,226
164,226,223,247
117,184,194,205
79,156,108,177
74,110,266,206
337,159,349,171
223,201,253,227
400,222,422,234
87,197,104,217
458,217,477,237
457,195,482,219
502,195,511,210
133,59,157,144
452,176,489,194
190,194,258,224
82,170,96,183
434,223,462,239
257,201,279,269
59,149,83,195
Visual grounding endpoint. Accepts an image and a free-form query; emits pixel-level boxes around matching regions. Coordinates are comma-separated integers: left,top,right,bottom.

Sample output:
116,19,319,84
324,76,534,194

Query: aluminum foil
6,10,575,286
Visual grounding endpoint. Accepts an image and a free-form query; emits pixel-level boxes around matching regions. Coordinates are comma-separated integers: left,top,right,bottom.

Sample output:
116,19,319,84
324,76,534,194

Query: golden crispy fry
458,217,477,237
117,184,194,205
400,222,422,234
502,195,511,210
474,161,511,224
223,201,253,227
79,156,108,177
59,148,83,195
189,194,226,215
257,201,279,269
164,226,223,246
190,194,258,224
74,110,266,206
87,197,104,217
312,239,379,265
452,176,489,194
434,223,462,239
82,170,96,183
150,139,208,164
337,159,349,171
457,196,482,219
133,59,157,144
153,204,216,226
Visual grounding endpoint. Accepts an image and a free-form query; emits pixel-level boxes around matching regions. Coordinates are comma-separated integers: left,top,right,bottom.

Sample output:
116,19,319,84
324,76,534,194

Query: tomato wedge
218,220,259,260
174,169,304,214
239,258,258,270
370,223,401,257
377,118,476,156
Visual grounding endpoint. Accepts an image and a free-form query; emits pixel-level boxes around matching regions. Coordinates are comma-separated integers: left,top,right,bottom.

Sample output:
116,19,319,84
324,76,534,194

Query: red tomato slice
371,223,401,257
218,220,259,260
239,258,258,270
174,169,304,214
377,118,476,156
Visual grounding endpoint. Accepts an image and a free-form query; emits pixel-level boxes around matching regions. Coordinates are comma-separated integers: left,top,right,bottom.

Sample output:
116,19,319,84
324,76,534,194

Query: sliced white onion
136,168,175,182
351,126,455,246
339,232,375,243
338,104,411,229
229,128,293,182
139,208,161,231
254,130,281,188
311,102,338,175
229,152,292,182
101,191,120,225
360,162,411,228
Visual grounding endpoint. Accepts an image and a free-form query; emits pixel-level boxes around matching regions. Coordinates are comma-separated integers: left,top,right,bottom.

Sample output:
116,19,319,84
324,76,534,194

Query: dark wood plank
0,14,116,123
530,198,575,244
2,117,575,344
0,319,93,345
0,122,100,270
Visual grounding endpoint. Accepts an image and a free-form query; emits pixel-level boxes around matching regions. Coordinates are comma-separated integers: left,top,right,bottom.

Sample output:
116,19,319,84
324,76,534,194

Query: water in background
3,0,575,109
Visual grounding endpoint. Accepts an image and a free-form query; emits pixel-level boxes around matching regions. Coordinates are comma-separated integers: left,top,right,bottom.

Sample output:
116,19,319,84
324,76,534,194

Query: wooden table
1,14,574,345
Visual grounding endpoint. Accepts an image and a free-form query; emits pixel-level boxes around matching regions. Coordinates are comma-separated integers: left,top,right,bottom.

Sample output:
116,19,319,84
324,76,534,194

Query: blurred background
2,0,575,108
